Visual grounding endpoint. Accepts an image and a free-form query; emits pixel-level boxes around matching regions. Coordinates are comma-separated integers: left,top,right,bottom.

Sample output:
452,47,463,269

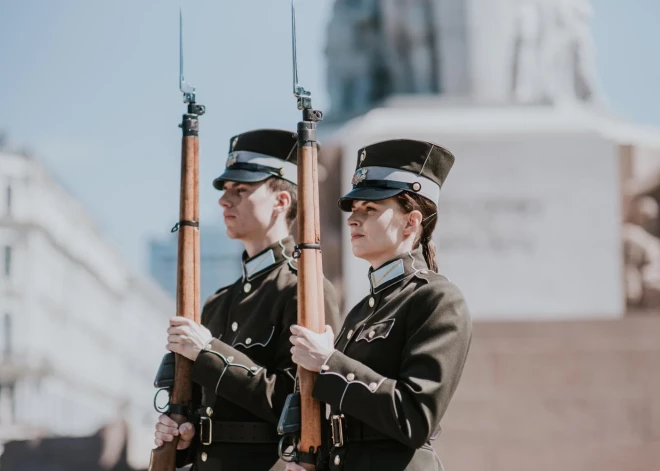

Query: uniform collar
368,247,427,293
242,236,295,281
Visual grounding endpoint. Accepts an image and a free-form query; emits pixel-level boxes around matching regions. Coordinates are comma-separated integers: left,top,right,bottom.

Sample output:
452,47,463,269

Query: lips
351,233,364,241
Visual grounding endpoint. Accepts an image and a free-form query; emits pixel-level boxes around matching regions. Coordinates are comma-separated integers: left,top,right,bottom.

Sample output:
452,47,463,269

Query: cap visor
213,169,272,190
337,187,403,212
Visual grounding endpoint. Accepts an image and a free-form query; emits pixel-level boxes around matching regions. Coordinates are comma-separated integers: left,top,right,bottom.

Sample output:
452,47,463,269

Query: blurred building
0,150,172,469
149,226,243,302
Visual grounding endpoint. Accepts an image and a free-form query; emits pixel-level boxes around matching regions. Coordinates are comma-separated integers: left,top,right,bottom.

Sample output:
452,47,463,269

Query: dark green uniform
308,139,471,470
176,129,342,471
314,248,470,470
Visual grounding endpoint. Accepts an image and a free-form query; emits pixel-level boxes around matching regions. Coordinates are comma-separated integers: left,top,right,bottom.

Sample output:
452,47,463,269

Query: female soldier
286,138,472,470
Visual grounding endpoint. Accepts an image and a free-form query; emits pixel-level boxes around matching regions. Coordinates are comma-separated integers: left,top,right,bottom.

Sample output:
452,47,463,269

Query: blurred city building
0,150,171,469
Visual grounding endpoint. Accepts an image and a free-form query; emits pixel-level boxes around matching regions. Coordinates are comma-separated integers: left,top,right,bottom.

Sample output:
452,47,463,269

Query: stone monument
324,0,603,116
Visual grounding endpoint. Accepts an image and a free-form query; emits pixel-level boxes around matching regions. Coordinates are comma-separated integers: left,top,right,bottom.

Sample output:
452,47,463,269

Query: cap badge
231,137,239,151
412,182,422,192
226,153,238,168
360,150,366,162
352,167,368,186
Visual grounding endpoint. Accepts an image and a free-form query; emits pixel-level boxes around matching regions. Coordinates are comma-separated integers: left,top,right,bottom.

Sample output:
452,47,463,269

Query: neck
367,239,415,270
242,222,291,258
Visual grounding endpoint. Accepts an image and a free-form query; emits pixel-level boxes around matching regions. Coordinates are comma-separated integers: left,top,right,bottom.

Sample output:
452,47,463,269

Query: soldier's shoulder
412,268,452,286
411,270,466,306
204,279,240,306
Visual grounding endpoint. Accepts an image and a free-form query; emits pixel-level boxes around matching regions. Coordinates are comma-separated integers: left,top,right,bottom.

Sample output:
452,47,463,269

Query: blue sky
0,0,658,273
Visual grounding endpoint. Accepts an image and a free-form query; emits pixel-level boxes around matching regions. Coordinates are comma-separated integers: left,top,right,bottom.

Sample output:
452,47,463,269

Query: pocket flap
233,325,276,349
356,319,395,343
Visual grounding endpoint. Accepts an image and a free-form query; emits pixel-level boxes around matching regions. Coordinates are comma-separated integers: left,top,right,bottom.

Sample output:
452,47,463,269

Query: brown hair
394,192,438,271
266,177,298,226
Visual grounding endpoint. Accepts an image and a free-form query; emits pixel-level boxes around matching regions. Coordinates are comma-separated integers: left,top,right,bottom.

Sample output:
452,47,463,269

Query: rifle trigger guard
153,388,171,414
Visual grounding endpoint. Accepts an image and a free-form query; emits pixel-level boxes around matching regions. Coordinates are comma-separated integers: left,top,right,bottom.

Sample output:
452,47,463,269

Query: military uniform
176,130,341,471
310,139,472,470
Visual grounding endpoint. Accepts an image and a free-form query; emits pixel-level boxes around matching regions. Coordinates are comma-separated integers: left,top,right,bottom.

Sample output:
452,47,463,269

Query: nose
347,211,360,227
219,192,231,209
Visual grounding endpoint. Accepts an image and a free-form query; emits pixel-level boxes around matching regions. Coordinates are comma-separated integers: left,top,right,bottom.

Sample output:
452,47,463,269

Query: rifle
277,2,326,469
148,10,204,471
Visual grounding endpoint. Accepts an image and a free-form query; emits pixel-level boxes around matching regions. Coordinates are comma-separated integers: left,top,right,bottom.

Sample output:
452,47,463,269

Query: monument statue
511,0,544,103
325,0,380,116
380,0,439,94
512,0,601,104
325,0,602,115
326,0,439,117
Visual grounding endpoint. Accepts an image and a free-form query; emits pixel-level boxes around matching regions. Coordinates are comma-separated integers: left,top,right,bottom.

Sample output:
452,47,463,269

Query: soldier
153,129,341,470
286,139,472,470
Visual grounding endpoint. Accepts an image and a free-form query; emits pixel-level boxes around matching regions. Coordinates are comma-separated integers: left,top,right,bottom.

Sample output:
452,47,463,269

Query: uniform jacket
313,248,471,470
177,236,341,470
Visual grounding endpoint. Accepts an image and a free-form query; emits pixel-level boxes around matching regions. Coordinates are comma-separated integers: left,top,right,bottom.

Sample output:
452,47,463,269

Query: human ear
274,190,291,215
402,210,422,237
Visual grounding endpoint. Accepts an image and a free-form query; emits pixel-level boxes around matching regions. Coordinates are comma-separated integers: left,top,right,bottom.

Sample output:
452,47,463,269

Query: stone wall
435,315,660,471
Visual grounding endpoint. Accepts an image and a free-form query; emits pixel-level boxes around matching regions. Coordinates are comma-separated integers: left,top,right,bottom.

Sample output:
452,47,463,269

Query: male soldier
153,129,341,470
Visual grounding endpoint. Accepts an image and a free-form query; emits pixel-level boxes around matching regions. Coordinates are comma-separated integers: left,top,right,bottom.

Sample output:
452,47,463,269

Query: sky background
1,0,659,275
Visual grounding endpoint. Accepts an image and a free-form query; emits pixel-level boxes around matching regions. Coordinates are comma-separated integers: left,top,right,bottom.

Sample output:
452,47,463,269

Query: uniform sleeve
312,280,472,448
322,277,343,335
190,287,296,424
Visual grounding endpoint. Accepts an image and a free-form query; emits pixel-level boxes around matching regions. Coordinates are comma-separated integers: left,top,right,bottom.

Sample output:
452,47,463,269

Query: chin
350,241,370,260
225,227,242,240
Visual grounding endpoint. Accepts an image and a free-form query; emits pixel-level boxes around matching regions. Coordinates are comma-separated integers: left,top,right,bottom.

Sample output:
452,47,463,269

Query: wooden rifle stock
296,117,325,469
148,109,202,471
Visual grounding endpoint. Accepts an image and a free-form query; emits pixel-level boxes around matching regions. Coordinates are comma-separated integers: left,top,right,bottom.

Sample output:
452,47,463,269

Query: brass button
321,364,330,371
245,338,252,345
347,330,354,339
347,373,355,381
368,330,375,339
368,297,375,307
244,283,252,293
201,452,208,462
369,382,378,391
206,407,213,417
334,455,341,465
250,366,259,373
420,269,428,274
226,356,234,363
231,322,238,332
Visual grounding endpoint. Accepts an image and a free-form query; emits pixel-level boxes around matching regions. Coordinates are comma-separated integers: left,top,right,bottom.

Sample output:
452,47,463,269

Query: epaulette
413,269,449,284
202,280,237,308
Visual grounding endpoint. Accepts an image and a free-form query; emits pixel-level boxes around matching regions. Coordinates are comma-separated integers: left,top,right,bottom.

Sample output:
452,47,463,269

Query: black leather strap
201,421,281,444
342,419,390,443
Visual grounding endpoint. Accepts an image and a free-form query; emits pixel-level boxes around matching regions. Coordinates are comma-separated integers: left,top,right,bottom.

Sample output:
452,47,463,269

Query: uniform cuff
191,338,264,395
312,351,387,410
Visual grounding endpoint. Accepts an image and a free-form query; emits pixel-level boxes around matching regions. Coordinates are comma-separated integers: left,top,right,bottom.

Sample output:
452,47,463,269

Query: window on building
6,184,11,215
2,313,11,357
3,246,11,276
